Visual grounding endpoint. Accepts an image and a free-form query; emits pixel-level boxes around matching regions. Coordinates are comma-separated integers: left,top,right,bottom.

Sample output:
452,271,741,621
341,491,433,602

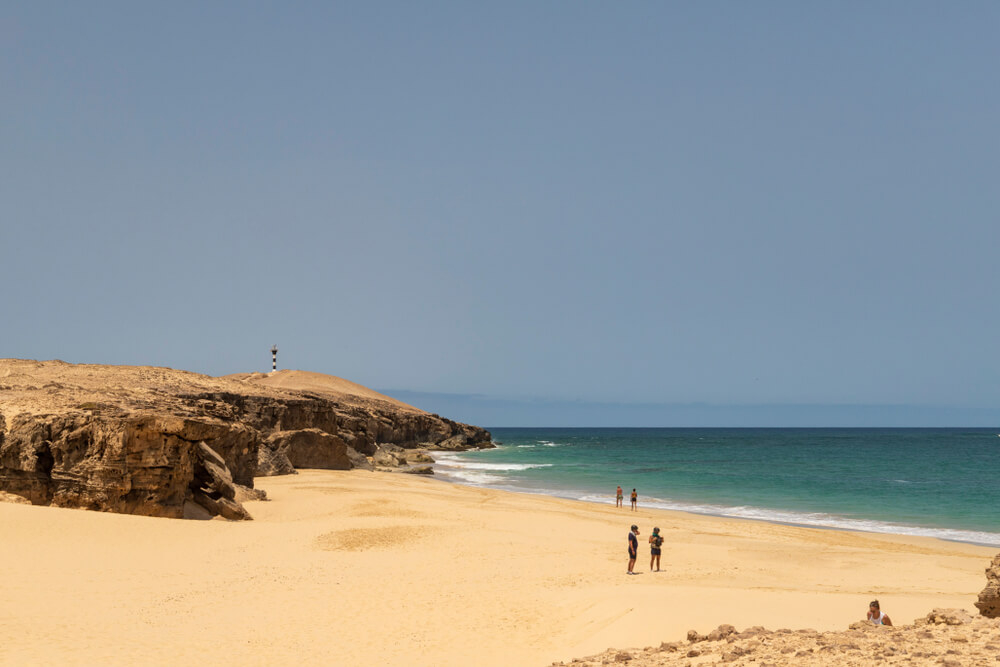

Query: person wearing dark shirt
627,525,640,574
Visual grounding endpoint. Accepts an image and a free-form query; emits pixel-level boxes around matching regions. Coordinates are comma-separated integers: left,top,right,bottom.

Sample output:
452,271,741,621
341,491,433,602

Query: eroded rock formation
562,609,1000,666
975,553,1000,618
0,360,492,520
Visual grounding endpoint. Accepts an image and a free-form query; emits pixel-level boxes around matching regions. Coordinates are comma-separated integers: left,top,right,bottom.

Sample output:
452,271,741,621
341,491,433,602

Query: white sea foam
440,474,1000,546
578,494,615,504
434,456,552,472
433,450,553,471
623,499,1000,547
449,462,552,471
431,453,467,464
432,452,554,485
436,470,507,485
431,453,1000,547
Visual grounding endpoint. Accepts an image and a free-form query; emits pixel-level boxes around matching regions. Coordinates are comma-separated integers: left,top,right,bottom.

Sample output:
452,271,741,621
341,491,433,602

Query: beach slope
1,470,993,666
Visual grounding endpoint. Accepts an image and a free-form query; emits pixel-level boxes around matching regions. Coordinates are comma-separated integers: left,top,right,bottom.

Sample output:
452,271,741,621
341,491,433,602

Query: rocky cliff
0,360,492,520
975,552,1000,618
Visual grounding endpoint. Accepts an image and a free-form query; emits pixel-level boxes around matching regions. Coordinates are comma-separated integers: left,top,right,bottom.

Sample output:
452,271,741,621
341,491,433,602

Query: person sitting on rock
867,600,892,626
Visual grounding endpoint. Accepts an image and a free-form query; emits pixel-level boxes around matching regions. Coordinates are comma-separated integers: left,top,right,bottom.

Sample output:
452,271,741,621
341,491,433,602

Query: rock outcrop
0,412,255,520
975,552,1000,618
0,360,492,520
561,609,1000,666
262,428,352,473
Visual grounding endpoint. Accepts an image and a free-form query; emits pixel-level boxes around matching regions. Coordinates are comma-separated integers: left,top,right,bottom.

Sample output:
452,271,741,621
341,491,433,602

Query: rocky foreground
561,609,1000,667
0,359,491,520
563,553,1000,666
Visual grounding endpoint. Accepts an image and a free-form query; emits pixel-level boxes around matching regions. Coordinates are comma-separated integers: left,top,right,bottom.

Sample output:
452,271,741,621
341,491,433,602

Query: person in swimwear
648,526,663,571
616,486,623,508
627,525,639,574
630,488,638,511
867,600,892,626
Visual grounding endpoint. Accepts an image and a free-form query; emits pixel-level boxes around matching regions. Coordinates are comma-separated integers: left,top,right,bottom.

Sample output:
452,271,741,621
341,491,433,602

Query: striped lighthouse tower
271,345,278,372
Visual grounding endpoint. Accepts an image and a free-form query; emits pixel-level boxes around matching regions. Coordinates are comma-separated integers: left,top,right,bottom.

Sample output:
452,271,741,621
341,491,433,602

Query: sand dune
223,369,424,413
1,470,994,666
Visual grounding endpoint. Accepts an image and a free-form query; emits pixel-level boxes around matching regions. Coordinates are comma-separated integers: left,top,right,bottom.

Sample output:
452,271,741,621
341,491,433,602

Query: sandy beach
1,470,993,667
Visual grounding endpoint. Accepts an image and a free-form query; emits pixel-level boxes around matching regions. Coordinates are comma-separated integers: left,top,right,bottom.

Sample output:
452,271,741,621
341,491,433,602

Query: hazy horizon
3,3,998,426
383,388,1000,428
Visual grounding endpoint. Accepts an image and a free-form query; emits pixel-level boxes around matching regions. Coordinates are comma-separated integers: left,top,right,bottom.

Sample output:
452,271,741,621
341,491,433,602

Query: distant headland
0,359,493,520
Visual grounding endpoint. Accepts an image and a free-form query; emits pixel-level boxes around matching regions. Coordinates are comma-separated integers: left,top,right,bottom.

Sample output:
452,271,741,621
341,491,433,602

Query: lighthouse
271,345,278,372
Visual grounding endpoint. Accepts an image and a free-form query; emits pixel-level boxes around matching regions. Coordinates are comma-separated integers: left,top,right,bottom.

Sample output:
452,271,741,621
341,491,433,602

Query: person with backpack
649,526,663,571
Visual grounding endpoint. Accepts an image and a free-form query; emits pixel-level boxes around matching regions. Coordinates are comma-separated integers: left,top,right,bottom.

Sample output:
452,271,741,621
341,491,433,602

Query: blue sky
2,3,998,426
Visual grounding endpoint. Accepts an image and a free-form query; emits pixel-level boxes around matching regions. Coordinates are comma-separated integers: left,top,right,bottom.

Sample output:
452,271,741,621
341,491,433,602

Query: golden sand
1,470,993,666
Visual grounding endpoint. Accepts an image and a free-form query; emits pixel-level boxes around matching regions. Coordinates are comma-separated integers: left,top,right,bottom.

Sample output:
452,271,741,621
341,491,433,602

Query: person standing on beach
867,600,892,626
627,525,640,574
630,488,637,511
649,527,663,571
616,486,623,508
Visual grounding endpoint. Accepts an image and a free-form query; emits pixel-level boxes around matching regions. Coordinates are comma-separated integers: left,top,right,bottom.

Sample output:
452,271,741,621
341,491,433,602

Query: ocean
433,428,1000,547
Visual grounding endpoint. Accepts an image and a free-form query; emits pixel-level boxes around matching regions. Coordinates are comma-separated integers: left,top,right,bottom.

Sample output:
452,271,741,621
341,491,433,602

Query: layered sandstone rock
0,360,492,520
0,411,255,519
975,553,1000,618
262,428,352,473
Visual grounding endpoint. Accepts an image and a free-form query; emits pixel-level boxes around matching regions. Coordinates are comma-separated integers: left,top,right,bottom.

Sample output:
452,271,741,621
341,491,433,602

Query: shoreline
433,443,1000,549
3,469,995,666
434,474,1000,549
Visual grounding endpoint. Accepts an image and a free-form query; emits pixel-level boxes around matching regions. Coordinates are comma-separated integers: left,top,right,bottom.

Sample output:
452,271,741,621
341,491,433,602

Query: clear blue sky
3,2,998,426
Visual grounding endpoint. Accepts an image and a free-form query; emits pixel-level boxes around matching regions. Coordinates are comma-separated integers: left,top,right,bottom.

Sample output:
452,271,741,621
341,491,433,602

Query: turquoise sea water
433,428,1000,546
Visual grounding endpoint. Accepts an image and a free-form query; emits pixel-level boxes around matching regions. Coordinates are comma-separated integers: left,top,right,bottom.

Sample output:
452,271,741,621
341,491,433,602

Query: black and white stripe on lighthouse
271,345,278,372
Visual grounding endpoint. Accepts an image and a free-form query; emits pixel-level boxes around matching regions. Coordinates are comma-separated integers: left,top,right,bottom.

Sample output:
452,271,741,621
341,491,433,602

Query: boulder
257,442,296,477
372,447,403,467
0,490,32,505
234,484,268,503
975,554,1000,618
261,429,351,471
921,608,974,625
707,625,737,641
405,450,435,464
435,433,473,450
400,465,434,475
346,447,373,471
191,489,252,521
192,443,237,501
